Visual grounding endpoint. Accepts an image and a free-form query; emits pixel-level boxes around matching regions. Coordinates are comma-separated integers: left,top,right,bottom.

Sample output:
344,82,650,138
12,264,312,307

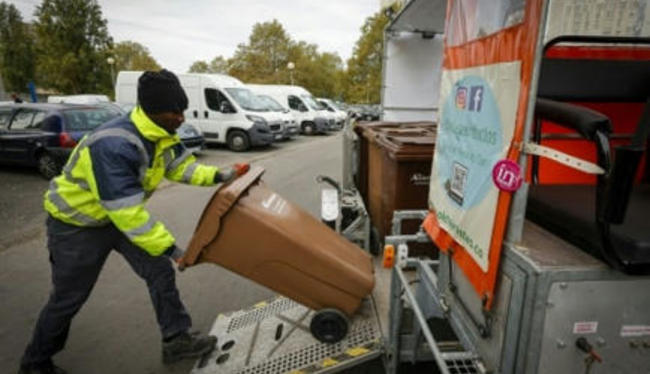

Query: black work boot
162,331,217,364
18,360,67,374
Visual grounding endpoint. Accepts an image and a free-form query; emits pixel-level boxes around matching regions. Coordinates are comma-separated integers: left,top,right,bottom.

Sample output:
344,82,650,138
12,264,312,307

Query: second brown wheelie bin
180,167,375,343
354,122,437,256
353,121,437,208
367,126,436,239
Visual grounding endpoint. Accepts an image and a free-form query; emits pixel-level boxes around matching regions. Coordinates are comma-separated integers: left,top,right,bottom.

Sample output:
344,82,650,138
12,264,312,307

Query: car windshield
301,95,324,111
330,101,345,110
257,95,285,112
319,100,336,111
62,108,120,131
96,102,126,116
224,88,268,112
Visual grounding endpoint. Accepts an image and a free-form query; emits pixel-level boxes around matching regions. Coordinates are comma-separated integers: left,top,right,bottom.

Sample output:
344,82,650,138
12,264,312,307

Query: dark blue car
0,103,121,179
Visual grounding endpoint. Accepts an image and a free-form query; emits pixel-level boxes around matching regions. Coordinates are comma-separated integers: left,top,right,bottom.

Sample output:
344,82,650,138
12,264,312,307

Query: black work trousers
21,217,191,366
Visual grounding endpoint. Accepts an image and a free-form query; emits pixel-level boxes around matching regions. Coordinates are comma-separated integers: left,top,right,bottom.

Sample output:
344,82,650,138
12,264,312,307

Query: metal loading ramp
192,296,383,374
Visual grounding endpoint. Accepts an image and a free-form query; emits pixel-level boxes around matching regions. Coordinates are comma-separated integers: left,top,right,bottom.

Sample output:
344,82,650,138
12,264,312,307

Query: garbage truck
184,1,650,373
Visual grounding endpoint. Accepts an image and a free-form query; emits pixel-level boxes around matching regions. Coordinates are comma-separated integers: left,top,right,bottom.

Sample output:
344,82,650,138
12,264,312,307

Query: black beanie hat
137,69,188,114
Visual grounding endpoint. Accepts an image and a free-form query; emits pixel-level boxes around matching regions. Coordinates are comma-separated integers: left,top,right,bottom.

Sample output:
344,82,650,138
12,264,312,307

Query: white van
253,92,299,140
317,97,347,129
246,84,334,135
47,94,110,104
115,71,285,151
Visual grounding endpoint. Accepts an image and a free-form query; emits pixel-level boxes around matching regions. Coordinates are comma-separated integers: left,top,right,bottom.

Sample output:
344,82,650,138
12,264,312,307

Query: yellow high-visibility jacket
44,106,218,256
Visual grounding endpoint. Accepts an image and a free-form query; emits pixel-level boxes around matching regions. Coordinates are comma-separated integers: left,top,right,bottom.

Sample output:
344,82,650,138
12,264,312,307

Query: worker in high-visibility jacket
19,70,248,374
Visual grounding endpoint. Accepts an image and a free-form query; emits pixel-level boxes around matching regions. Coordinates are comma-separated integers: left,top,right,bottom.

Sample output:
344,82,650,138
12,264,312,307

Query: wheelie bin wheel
310,308,349,344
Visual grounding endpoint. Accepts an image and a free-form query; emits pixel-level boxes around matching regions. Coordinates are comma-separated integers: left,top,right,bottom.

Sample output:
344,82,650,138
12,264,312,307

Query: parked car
255,94,299,140
317,98,347,129
177,122,205,154
47,94,110,105
0,103,121,179
116,72,281,151
105,102,205,154
349,104,381,121
246,84,331,135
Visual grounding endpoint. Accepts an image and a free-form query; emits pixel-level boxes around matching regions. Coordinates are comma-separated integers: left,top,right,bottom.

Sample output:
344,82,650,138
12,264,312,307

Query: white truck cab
246,84,332,135
317,97,347,129
115,71,283,151
253,92,299,140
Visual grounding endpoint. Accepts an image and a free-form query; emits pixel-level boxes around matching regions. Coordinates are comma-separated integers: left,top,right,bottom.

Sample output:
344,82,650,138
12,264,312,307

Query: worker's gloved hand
233,163,250,176
214,168,236,184
213,163,250,184
165,244,186,270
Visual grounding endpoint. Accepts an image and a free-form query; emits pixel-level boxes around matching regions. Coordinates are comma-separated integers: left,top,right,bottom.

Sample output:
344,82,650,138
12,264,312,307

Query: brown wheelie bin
353,121,437,207
367,126,436,239
180,167,375,343
354,122,437,255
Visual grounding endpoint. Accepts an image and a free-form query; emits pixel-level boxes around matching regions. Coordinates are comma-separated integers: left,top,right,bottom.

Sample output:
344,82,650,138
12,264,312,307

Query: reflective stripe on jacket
44,106,219,256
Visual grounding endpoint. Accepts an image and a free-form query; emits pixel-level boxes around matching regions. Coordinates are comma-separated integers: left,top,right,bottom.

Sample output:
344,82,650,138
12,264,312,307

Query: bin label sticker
573,321,598,335
620,325,650,337
493,159,523,192
261,193,288,215
430,62,521,271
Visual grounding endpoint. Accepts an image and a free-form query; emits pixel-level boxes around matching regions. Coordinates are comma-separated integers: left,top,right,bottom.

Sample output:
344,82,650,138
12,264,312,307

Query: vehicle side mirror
220,101,235,113
327,108,334,112
299,104,308,112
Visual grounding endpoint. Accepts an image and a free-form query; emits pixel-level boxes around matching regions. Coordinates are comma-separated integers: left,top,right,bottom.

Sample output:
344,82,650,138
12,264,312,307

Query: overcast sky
11,0,379,73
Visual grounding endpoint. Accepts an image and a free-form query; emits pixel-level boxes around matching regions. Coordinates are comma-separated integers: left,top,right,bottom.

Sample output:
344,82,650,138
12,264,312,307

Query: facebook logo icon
468,85,483,112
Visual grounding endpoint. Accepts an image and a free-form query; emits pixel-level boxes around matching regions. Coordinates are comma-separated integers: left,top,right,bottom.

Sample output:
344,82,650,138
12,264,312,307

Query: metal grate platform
444,355,482,374
192,296,383,374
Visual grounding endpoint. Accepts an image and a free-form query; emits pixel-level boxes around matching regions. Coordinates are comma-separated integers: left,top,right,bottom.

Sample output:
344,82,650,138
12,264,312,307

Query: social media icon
469,85,483,112
456,86,467,109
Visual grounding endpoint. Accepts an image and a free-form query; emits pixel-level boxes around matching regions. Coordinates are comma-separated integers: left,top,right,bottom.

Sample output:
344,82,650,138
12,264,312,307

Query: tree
112,41,160,72
225,19,344,98
343,7,396,103
0,2,35,93
208,56,229,74
229,19,293,83
34,0,113,94
188,56,229,74
188,60,210,73
289,45,343,98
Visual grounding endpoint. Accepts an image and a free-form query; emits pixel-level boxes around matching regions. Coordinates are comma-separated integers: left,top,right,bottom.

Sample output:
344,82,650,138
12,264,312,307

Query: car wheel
37,152,61,180
302,122,315,135
227,130,250,152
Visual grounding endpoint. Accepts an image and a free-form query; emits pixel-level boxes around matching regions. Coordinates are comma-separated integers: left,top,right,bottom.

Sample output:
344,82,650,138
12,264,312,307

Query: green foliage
222,19,344,99
0,2,35,93
188,60,210,73
188,56,229,74
343,8,395,104
229,19,293,84
207,56,229,74
0,2,387,103
112,41,160,72
33,0,113,94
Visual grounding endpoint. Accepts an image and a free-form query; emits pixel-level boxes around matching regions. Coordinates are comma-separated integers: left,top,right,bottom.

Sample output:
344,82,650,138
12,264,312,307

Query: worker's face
149,111,185,133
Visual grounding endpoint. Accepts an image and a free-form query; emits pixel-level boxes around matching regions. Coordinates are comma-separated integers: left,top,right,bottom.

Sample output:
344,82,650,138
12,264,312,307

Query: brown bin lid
354,120,437,138
181,167,266,268
371,125,437,161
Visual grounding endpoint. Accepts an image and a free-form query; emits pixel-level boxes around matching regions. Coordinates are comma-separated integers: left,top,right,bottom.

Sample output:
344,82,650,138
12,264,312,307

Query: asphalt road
0,133,343,373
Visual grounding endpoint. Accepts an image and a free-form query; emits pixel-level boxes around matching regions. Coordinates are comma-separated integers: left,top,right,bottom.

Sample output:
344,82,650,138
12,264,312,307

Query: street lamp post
287,62,295,85
106,56,116,86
